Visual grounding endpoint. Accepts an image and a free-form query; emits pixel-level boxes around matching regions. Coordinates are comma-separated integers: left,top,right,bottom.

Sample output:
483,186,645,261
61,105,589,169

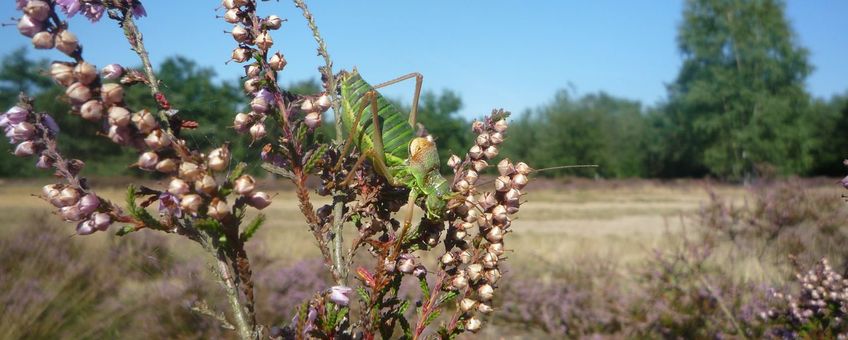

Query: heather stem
202,237,256,340
293,0,348,285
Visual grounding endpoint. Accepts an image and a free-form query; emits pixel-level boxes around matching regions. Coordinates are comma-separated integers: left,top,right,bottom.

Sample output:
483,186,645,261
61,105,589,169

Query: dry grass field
0,177,843,338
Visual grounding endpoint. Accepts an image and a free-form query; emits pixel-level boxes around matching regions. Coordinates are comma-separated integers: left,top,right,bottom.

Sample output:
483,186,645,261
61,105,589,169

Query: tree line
2,0,846,180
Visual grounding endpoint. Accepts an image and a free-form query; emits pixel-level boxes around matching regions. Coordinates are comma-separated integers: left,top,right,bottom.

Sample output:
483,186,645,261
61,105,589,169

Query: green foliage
660,0,813,180
239,213,266,242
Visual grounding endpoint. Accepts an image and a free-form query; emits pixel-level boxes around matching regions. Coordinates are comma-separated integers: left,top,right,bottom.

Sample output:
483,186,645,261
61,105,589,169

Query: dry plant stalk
5,0,533,338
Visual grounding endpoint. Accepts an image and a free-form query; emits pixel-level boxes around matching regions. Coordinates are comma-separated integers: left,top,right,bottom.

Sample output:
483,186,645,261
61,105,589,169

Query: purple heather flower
841,175,848,189
132,3,147,18
2,106,29,128
56,0,82,17
256,88,275,106
158,192,182,218
35,154,52,169
82,4,105,22
329,285,352,306
42,114,60,135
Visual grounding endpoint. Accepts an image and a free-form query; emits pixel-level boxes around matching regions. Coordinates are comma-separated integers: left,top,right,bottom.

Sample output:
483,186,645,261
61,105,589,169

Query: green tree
666,0,813,180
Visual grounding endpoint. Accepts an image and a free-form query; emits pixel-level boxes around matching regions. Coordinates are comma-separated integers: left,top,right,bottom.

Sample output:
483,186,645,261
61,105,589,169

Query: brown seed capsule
495,176,511,192
50,62,75,86
440,252,456,266
482,252,498,269
250,122,267,140
101,83,124,105
515,162,531,175
477,284,495,300
196,174,217,194
255,31,273,50
80,100,104,121
468,145,483,160
66,82,92,104
231,25,249,43
397,255,416,274
451,274,468,290
475,133,490,147
107,106,131,127
488,242,505,256
180,194,202,214
231,47,251,63
477,303,494,314
269,52,287,71
467,263,483,281
466,317,482,332
108,125,129,145
248,191,272,209
57,187,81,207
512,173,529,189
243,78,260,93
479,192,498,211
484,268,502,284
138,151,159,171
471,120,485,134
483,145,499,159
208,198,230,220
447,154,462,169
223,8,241,23
179,162,202,181
132,109,157,133
460,298,477,313
74,62,97,85
454,229,467,240
31,31,54,49
486,226,505,243
464,170,479,185
24,0,51,21
156,158,178,173
207,147,230,172
492,205,509,224
234,175,256,196
145,130,171,150
55,30,79,56
265,15,283,30
472,160,488,172
459,250,473,264
168,178,190,195
454,180,470,193
490,132,505,145
493,119,508,133
304,112,322,129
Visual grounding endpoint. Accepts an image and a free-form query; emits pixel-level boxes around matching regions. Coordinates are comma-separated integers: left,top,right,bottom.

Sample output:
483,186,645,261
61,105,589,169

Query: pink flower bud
92,212,111,231
179,161,202,181
497,158,514,176
249,122,266,140
493,119,508,133
138,151,158,171
66,82,92,104
481,252,498,269
329,286,352,306
80,100,104,121
223,8,241,23
234,175,256,195
460,298,477,313
300,99,315,112
487,242,505,256
265,15,283,30
76,220,97,235
477,283,494,300
231,47,251,63
78,193,100,216
101,64,124,80
14,141,36,157
31,31,54,49
464,170,479,184
479,192,497,211
315,95,331,112
477,303,494,314
132,109,157,133
107,125,129,145
43,184,61,200
207,147,230,172
248,191,272,209
107,106,131,127
495,176,511,192
144,129,171,150
208,198,230,220
476,133,490,147
451,274,468,290
453,180,469,192
74,62,97,85
243,78,259,93
156,158,178,173
180,194,202,214
246,64,261,78
254,31,274,51
304,112,321,129
50,62,75,86
55,30,79,56
24,1,51,21
471,120,485,134
269,52,286,71
466,317,482,332
17,15,42,38
231,25,249,42
486,225,505,243
168,178,189,195
101,83,124,105
467,263,483,281
505,188,521,205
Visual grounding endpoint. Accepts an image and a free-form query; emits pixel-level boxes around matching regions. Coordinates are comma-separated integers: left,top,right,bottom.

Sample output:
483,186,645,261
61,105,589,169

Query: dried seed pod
490,132,504,145
465,317,482,332
234,175,256,196
459,250,473,264
101,64,124,80
208,147,230,172
24,1,51,21
57,187,81,207
231,25,249,42
132,109,157,133
459,298,477,313
179,162,202,181
467,263,483,281
265,15,283,29
101,83,124,105
31,31,54,49
156,158,178,173
92,212,111,231
447,154,461,169
397,255,416,274
486,225,505,243
50,62,75,86
223,8,241,23
468,145,483,160
168,178,190,195
17,15,42,38
483,145,499,159
515,162,531,175
454,180,470,192
493,119,508,133
13,141,35,157
74,62,98,85
512,173,529,189
487,242,505,256
76,220,96,235
464,170,479,185
231,47,251,63
208,198,230,220
248,192,272,209
269,52,286,71
477,284,495,300
477,303,494,314
107,106,131,127
246,64,261,77
80,100,104,121
180,194,202,214
233,112,252,132
55,30,79,56
479,192,498,211
144,130,171,150
495,176,511,192
481,252,498,269
243,78,260,93
472,160,488,172
451,274,468,290
440,252,456,266
138,151,158,171
491,205,509,224
196,174,218,194
66,82,92,104
475,133,490,147
250,122,266,140
255,31,273,50
484,268,502,284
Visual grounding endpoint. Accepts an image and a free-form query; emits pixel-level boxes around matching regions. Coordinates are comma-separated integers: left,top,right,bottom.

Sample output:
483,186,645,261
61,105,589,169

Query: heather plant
4,1,531,338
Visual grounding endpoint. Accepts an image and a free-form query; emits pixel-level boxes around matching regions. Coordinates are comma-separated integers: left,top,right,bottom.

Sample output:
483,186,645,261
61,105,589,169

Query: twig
190,300,237,330
202,237,256,340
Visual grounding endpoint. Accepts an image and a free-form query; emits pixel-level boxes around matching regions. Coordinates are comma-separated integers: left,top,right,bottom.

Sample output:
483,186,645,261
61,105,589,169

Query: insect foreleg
334,91,374,172
373,72,423,127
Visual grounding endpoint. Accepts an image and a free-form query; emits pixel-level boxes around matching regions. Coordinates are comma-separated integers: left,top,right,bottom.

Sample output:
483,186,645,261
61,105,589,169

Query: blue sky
2,1,846,118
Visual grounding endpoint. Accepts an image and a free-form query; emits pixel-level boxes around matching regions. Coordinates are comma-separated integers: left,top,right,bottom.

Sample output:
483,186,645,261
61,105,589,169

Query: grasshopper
334,69,451,221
